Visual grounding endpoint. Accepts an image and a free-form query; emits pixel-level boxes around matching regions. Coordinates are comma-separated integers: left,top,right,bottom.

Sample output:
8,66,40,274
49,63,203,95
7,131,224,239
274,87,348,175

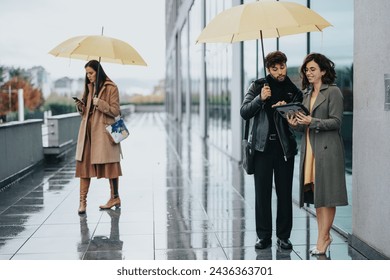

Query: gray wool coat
296,84,348,208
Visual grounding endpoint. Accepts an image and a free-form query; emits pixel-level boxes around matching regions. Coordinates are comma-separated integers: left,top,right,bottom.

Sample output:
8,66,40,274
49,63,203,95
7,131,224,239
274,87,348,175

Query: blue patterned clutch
105,117,129,144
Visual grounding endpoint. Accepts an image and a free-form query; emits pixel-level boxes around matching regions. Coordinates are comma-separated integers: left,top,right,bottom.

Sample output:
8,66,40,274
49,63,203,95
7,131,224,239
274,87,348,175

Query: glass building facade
166,0,354,234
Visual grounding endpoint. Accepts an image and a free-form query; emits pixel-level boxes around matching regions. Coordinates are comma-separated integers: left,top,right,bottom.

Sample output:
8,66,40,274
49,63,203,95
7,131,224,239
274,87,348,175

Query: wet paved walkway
0,112,365,260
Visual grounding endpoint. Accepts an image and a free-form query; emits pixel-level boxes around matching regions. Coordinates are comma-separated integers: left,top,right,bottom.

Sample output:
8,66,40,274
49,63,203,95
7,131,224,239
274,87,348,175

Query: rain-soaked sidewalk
0,112,365,260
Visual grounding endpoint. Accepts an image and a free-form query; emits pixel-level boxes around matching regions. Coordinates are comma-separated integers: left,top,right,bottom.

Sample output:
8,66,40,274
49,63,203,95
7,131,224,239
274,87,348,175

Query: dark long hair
84,60,108,97
300,53,336,90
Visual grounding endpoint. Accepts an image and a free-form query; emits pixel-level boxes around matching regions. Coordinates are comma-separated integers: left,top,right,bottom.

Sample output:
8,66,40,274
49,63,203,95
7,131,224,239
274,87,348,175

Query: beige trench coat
75,80,121,164
297,84,348,208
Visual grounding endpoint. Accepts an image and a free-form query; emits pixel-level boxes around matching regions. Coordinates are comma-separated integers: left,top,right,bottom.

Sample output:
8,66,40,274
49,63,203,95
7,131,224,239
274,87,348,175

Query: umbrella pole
256,40,259,79
95,26,104,97
260,30,266,78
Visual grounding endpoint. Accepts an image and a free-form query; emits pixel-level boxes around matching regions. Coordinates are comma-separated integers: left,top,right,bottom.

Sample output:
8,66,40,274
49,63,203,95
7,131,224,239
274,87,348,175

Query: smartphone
72,96,84,104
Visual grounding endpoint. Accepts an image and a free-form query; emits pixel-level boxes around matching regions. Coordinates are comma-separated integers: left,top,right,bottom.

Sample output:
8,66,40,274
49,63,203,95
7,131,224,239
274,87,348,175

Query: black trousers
253,140,294,240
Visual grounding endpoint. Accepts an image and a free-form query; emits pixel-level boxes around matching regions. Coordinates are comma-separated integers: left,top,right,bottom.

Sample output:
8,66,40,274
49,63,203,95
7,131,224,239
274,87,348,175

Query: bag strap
244,120,250,140
114,109,123,122
244,115,258,149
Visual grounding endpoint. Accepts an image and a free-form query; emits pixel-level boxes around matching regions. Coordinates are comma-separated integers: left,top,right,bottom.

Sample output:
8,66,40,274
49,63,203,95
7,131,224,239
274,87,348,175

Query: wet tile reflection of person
276,247,292,260
313,254,331,260
255,247,292,260
78,215,90,259
255,247,272,260
78,209,123,260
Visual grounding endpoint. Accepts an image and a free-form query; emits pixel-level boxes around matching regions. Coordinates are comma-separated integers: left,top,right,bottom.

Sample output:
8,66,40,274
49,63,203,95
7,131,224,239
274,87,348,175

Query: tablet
274,102,309,118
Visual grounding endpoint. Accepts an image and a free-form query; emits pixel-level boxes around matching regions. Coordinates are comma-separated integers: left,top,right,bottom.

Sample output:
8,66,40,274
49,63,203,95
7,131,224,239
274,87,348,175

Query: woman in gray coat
287,53,348,255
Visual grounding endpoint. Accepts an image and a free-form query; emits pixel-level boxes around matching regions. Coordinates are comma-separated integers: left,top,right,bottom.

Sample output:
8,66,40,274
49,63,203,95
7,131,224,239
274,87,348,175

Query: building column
230,0,244,162
199,0,207,138
231,42,243,162
352,0,390,259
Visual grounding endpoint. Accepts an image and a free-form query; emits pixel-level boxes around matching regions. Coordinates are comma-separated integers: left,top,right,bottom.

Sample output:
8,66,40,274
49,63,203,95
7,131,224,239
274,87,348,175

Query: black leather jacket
240,76,303,160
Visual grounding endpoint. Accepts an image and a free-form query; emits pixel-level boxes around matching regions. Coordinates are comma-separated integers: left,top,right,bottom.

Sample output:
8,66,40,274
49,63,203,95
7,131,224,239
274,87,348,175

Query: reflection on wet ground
0,112,365,260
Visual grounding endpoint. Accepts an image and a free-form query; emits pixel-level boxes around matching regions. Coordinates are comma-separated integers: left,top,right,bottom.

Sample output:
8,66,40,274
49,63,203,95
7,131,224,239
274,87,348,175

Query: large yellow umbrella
49,31,147,96
196,0,331,76
49,34,147,66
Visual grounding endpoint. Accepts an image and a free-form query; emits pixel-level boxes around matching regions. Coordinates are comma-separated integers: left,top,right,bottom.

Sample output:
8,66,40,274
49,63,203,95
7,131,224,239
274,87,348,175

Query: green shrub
46,103,76,115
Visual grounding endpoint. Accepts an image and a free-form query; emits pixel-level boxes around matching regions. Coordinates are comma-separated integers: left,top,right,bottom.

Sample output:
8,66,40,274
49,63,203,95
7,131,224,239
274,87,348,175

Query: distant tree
0,76,44,114
9,67,27,79
0,66,4,83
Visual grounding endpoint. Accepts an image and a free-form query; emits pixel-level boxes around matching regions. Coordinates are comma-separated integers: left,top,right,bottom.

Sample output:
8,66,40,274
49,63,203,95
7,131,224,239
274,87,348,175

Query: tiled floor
0,112,365,260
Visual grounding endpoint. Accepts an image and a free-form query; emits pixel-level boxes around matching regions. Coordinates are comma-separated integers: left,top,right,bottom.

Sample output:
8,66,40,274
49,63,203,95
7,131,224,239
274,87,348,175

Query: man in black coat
240,51,303,250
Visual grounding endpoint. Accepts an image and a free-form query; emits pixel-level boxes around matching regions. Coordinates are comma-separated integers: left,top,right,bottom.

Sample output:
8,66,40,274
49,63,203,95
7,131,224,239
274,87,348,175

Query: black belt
268,134,277,141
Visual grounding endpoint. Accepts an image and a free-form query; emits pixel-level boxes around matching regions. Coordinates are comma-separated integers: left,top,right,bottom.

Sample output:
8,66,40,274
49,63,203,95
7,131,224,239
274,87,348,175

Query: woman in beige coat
74,60,122,215
287,53,348,256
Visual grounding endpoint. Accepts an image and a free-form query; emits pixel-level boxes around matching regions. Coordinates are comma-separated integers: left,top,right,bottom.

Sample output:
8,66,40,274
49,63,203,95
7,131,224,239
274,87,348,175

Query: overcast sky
0,0,166,82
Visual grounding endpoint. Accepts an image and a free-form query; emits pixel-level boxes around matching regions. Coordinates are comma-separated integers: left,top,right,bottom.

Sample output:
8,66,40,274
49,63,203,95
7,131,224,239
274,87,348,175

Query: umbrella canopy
197,1,331,43
196,0,331,76
49,35,147,66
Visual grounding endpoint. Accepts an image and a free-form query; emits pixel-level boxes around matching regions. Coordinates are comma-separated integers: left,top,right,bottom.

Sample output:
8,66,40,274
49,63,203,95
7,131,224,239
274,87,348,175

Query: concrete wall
43,113,80,159
46,113,80,147
0,120,43,188
352,0,390,259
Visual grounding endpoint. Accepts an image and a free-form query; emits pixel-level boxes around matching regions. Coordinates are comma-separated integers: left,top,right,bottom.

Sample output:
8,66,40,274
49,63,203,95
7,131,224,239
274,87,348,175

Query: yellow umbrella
49,31,147,96
49,35,147,66
196,0,331,76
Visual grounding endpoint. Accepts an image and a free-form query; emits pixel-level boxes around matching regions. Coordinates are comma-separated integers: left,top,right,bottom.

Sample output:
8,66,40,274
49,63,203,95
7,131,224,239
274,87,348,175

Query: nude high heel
310,235,333,255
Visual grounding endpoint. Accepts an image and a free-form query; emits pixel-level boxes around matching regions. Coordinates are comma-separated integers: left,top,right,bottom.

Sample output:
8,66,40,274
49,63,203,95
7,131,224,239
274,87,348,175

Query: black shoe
255,238,272,249
277,238,293,250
